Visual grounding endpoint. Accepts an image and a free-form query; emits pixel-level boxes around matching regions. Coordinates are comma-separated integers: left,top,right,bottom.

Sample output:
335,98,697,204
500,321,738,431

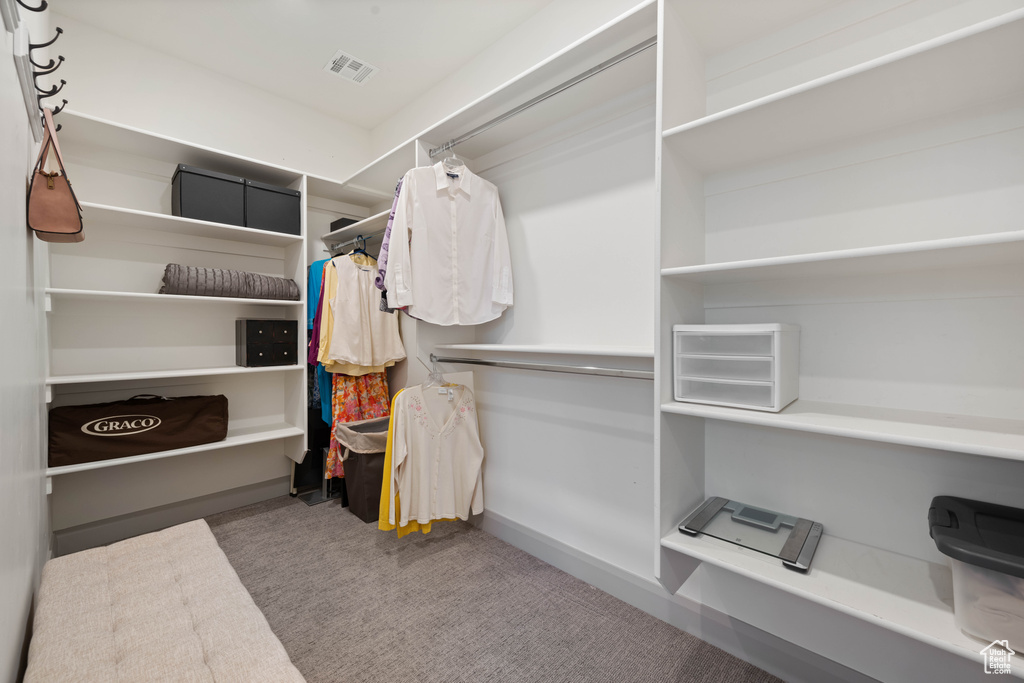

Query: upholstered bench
24,519,304,682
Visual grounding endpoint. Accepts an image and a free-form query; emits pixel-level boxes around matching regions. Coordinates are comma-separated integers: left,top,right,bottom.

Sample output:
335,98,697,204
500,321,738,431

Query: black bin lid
172,164,244,184
245,178,300,198
929,496,1024,579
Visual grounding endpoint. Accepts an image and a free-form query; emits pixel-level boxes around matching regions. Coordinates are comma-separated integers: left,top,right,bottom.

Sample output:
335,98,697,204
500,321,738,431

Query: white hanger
442,142,464,175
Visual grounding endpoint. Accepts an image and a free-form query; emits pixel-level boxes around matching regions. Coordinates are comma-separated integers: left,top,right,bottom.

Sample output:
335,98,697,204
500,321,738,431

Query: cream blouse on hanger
326,253,406,372
391,384,484,525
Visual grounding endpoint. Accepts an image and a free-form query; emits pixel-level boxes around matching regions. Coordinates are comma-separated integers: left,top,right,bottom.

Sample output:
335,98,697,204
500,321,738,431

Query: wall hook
36,78,65,98
29,26,62,52
30,54,61,70
15,0,47,12
32,55,64,81
51,98,67,116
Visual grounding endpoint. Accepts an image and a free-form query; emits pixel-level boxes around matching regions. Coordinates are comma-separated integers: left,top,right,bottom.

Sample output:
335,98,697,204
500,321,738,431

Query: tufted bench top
24,519,305,682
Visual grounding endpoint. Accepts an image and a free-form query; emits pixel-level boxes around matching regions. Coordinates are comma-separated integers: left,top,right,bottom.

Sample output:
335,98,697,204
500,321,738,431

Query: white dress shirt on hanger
383,161,513,326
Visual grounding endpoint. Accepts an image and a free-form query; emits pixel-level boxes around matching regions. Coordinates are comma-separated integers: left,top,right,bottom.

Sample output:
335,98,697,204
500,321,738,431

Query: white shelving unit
655,2,1024,679
46,112,310,528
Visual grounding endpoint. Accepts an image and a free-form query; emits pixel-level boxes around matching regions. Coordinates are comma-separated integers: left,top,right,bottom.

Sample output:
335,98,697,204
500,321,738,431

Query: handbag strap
35,108,69,175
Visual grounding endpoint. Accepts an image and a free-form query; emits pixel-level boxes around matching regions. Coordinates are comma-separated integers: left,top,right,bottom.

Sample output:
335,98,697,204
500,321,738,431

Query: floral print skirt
325,371,390,478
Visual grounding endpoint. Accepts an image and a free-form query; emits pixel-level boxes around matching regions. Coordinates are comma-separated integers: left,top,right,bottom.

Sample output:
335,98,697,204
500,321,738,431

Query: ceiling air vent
323,49,379,85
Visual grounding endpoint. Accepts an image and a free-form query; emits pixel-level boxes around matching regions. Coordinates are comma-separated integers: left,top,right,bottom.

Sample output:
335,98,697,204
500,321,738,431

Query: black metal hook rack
27,24,67,130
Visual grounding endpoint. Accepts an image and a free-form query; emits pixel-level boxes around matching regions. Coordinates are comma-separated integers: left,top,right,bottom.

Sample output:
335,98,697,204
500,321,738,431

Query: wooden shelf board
435,343,654,359
660,530,984,662
662,11,1024,174
46,288,302,307
80,202,303,247
661,230,1024,284
45,422,304,477
306,141,416,207
660,399,1024,461
47,365,304,386
322,210,390,246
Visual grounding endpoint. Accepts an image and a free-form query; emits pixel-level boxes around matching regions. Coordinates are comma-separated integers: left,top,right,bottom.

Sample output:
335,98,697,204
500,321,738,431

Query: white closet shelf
80,202,303,247
321,210,390,246
660,530,983,663
45,288,302,307
434,343,654,359
661,230,1024,284
660,400,1024,461
61,111,303,188
662,10,1024,174
45,422,304,477
47,365,304,386
306,140,415,208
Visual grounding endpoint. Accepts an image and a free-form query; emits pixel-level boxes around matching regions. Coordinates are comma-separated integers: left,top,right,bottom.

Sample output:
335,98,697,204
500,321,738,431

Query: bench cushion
24,519,305,683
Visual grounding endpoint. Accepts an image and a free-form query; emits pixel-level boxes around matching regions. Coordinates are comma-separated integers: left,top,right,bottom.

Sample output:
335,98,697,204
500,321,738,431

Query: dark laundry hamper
335,416,390,523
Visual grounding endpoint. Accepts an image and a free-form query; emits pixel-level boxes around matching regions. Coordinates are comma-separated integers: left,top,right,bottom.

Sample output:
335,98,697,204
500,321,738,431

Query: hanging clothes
377,389,451,537
308,258,329,329
374,177,403,313
327,253,405,371
324,371,390,478
383,161,513,326
317,253,405,375
390,383,484,526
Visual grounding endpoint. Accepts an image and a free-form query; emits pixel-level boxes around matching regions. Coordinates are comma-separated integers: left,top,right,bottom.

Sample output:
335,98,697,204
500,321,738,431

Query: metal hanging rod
430,353,653,381
428,35,657,159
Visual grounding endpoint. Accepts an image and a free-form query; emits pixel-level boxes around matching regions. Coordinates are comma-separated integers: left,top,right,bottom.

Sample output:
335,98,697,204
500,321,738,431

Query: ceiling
51,0,555,131
51,1,841,134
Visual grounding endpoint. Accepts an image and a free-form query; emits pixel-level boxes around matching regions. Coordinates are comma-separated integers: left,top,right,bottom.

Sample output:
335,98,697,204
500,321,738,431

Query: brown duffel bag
48,394,228,468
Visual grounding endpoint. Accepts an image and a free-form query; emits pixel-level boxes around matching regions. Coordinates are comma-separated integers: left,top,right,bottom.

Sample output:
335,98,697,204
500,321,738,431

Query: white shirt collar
433,160,472,196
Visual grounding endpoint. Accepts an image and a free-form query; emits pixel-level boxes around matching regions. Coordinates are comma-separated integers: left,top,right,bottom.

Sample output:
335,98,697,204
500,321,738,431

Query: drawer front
244,320,276,344
271,343,296,365
272,320,297,343
245,343,276,367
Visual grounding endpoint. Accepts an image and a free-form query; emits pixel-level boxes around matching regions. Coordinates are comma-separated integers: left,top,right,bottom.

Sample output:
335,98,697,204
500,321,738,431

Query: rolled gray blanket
159,264,299,300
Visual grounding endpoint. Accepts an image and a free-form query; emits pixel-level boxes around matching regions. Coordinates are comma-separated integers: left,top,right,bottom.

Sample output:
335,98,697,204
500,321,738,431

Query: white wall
467,102,657,578
369,0,649,157
50,12,372,181
0,12,50,683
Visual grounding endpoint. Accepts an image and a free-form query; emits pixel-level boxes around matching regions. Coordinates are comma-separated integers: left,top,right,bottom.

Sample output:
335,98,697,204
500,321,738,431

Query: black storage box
236,319,298,367
329,216,358,233
245,179,301,235
172,164,245,226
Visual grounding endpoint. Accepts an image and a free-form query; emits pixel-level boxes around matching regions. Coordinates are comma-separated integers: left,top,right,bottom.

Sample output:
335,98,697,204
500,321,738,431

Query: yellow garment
317,253,395,376
378,389,454,537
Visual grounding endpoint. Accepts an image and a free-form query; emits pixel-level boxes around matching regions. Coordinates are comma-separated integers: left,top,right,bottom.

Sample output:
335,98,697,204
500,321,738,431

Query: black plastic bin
336,416,389,523
245,179,301,235
171,164,245,226
929,496,1024,648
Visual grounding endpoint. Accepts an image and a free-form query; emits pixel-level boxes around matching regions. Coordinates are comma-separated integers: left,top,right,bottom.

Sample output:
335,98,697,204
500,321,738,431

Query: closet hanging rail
429,353,653,381
428,35,657,159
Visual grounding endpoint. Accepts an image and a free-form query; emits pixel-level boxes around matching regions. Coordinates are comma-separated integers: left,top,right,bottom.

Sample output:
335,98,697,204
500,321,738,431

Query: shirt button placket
450,193,459,325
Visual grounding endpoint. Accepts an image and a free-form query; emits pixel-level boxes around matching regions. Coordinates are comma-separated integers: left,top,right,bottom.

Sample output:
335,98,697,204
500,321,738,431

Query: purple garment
308,261,328,365
374,176,404,291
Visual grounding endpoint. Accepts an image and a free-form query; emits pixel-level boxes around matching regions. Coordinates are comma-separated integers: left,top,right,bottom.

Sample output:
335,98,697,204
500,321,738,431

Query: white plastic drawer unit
672,324,800,412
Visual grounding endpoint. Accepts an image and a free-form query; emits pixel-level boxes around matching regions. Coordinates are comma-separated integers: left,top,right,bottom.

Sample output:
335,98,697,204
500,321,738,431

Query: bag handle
34,108,69,175
128,394,169,401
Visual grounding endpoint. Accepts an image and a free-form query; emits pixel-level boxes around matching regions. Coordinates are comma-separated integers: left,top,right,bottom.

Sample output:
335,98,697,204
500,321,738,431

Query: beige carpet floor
206,496,782,683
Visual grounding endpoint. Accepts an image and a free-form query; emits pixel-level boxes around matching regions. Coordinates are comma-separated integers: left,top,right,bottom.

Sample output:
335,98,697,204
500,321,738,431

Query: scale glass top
678,497,823,572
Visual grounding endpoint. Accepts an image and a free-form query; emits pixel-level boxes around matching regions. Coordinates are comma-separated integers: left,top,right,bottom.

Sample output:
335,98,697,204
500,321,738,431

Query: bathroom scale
679,496,823,572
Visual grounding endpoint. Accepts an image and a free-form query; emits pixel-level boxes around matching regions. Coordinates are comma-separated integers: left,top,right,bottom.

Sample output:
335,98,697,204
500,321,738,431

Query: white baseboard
477,510,876,683
52,476,291,556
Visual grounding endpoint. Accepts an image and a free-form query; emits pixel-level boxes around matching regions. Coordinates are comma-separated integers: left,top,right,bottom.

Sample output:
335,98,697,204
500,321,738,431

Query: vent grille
323,49,378,85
